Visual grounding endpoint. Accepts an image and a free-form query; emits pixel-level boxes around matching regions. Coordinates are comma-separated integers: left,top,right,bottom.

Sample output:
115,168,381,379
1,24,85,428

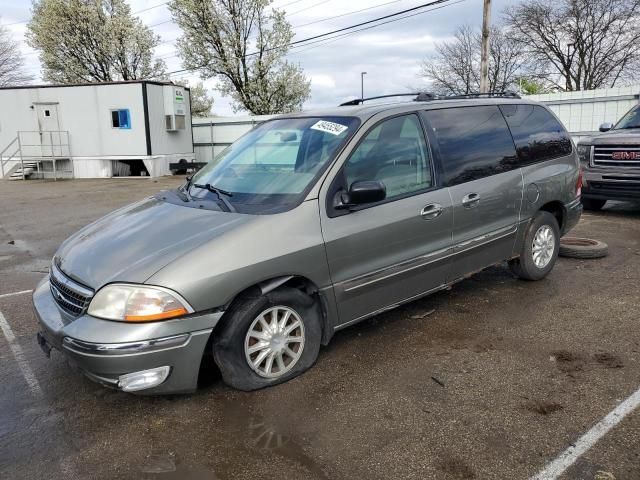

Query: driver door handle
420,203,443,220
462,193,481,208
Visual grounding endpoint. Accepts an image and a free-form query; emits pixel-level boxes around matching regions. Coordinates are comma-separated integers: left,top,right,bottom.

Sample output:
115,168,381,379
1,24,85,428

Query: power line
287,0,333,17
165,0,455,76
288,0,467,55
292,0,406,28
0,0,170,27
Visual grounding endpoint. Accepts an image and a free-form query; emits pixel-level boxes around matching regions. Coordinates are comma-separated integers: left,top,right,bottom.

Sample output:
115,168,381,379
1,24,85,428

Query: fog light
118,366,170,392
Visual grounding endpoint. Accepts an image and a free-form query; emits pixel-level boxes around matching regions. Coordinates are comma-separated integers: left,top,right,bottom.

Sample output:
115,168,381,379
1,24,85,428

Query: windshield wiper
192,183,235,212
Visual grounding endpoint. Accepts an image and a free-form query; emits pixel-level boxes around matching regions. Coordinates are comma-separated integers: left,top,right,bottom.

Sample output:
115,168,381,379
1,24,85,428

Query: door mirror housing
599,122,613,132
335,180,386,210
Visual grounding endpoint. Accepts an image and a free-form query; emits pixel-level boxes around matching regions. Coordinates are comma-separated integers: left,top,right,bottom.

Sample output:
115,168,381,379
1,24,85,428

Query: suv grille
593,146,640,168
49,264,93,317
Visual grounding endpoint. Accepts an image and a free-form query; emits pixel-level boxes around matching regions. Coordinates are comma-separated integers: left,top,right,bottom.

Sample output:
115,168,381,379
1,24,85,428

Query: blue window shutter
119,109,131,129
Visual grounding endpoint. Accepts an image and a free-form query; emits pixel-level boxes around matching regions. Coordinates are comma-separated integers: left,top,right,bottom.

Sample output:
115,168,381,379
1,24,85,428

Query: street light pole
361,72,367,99
479,0,491,93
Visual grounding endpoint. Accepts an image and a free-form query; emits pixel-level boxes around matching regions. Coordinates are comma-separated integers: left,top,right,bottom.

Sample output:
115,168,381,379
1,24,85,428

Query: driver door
320,113,453,326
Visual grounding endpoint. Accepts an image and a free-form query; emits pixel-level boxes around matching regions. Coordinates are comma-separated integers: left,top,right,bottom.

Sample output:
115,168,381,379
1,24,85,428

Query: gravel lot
1,178,639,480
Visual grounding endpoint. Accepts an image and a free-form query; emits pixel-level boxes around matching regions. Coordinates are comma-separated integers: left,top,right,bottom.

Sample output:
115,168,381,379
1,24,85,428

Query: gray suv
33,93,582,394
577,104,640,210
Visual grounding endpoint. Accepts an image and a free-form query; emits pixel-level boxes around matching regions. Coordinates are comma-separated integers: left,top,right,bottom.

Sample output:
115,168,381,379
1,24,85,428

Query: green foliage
169,0,310,114
175,80,214,117
27,0,166,83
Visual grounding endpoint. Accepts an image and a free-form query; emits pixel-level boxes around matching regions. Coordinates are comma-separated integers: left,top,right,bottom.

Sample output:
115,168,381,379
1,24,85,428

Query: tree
175,80,214,117
27,0,165,83
420,25,527,95
516,76,552,95
169,0,311,115
504,0,640,91
0,24,33,86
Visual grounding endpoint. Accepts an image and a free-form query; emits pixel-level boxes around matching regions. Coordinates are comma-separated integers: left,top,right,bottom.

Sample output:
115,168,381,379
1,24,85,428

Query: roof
283,95,544,122
0,80,189,91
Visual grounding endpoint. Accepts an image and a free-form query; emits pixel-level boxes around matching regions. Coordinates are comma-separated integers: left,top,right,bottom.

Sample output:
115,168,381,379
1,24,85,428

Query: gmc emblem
612,151,640,160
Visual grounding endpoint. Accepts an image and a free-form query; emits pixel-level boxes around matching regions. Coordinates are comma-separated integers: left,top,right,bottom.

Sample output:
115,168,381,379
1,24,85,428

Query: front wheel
509,211,560,281
213,288,322,391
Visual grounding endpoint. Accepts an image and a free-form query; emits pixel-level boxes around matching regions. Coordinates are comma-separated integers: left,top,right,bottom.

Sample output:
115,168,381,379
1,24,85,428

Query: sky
0,0,515,116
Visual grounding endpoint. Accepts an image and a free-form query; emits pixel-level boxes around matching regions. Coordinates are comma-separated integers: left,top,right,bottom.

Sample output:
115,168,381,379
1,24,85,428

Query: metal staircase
1,131,72,180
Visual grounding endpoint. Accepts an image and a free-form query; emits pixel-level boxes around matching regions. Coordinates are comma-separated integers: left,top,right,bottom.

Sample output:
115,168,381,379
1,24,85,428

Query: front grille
49,264,93,317
593,145,640,168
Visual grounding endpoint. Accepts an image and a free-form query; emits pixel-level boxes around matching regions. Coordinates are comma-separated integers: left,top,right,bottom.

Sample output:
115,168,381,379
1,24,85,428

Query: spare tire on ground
559,237,608,259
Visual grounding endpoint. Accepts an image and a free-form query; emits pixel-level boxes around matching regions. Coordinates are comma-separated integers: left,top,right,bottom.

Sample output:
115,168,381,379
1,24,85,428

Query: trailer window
111,109,131,129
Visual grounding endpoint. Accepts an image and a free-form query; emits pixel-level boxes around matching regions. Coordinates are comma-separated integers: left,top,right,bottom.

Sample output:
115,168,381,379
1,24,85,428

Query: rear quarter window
500,104,573,165
424,105,519,186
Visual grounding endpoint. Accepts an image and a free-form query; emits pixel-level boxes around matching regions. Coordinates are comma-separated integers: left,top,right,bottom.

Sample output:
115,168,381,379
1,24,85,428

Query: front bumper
583,168,640,200
33,277,224,395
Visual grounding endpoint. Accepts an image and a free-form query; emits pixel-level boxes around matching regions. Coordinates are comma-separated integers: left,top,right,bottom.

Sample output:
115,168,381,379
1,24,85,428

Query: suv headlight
88,284,194,322
577,144,591,164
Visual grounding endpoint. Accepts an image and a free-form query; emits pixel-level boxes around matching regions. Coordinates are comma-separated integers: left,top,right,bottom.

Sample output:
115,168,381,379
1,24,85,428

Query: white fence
192,115,274,163
192,86,640,163
528,85,640,142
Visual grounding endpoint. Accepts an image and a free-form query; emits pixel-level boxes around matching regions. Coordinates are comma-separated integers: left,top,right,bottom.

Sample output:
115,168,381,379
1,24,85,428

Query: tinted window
500,104,572,164
344,114,433,199
425,106,518,186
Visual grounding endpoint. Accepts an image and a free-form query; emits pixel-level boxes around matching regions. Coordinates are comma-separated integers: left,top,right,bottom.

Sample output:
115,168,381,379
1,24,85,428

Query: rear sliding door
422,106,523,281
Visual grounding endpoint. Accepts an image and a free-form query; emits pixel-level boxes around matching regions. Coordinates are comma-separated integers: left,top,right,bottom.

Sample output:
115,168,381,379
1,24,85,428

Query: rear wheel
213,288,322,391
509,211,560,281
581,198,606,211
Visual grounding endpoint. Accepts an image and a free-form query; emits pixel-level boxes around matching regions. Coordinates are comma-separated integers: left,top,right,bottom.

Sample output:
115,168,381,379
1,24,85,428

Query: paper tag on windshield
310,120,349,136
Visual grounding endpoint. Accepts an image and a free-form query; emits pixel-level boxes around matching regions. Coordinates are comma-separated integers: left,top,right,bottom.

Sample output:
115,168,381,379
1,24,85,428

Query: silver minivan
34,93,582,394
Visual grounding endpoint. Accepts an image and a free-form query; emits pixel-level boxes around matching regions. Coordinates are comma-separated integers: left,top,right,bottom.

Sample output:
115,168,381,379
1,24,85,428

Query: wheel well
212,276,330,344
539,201,565,231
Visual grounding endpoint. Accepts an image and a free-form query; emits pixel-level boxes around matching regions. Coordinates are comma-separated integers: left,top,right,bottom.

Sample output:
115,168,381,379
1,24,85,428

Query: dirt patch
525,400,564,415
551,350,585,374
438,455,476,479
594,352,624,369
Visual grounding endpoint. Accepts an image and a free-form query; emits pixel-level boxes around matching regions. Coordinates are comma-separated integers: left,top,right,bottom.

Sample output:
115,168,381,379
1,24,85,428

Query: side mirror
335,180,386,209
599,122,613,132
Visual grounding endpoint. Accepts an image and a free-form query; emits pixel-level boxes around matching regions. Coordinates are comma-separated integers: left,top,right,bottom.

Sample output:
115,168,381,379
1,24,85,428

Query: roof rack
338,91,520,106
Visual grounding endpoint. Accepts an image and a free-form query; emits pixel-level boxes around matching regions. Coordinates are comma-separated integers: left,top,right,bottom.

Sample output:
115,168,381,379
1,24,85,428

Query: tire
213,287,322,391
581,198,606,211
509,211,560,281
559,237,608,259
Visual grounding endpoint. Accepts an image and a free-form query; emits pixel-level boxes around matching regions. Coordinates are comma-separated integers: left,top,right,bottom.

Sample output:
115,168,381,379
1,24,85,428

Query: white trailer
0,80,194,180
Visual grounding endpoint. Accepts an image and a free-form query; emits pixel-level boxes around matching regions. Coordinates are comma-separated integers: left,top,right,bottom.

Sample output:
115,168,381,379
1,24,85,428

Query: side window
111,109,131,129
344,114,433,199
425,106,518,186
500,104,572,165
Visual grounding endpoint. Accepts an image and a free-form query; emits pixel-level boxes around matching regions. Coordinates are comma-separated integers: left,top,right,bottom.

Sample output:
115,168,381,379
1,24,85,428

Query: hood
56,195,252,289
579,128,640,146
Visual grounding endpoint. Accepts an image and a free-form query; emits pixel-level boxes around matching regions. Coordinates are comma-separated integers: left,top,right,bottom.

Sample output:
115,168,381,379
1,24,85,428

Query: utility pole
479,0,491,93
360,72,367,99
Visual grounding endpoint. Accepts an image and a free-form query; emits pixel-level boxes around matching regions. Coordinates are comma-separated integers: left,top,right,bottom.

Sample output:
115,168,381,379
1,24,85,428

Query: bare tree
0,24,33,86
504,0,640,91
169,0,310,114
27,0,165,84
420,25,526,95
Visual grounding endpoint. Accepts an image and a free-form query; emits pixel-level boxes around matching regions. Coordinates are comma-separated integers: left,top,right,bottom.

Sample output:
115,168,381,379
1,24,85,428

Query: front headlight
87,284,194,322
577,144,591,164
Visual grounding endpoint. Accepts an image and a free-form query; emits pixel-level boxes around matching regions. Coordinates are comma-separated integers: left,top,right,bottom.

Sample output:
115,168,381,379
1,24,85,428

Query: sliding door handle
462,193,481,208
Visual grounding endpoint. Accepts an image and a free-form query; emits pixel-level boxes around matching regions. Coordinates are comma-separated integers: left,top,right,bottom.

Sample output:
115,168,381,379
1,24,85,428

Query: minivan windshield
187,116,360,214
614,105,640,130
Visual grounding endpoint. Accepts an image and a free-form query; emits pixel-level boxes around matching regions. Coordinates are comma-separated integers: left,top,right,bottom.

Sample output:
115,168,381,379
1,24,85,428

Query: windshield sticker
310,120,349,136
